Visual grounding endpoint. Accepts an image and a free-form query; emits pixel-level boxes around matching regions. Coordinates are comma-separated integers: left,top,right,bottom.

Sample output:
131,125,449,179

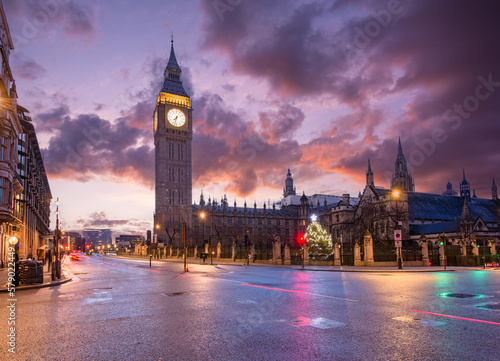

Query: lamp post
52,198,60,280
483,238,486,269
200,212,206,242
392,190,403,269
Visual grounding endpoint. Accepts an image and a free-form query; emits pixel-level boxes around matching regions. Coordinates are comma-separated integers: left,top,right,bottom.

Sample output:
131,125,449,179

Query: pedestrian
46,250,52,271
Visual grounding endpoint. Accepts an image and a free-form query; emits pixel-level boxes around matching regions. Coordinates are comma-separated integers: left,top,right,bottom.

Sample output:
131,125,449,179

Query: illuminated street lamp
200,212,206,241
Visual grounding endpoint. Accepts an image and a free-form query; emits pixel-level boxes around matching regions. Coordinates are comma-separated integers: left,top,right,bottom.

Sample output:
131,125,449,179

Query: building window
178,143,183,161
0,138,5,160
0,178,3,204
169,142,174,159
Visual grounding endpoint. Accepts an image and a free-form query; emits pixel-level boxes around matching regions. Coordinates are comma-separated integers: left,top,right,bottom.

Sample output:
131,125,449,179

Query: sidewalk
0,260,71,293
107,254,497,273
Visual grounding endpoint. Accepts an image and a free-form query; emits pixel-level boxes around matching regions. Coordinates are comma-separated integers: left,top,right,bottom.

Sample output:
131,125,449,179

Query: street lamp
200,211,206,240
200,211,212,264
392,190,403,269
53,198,60,280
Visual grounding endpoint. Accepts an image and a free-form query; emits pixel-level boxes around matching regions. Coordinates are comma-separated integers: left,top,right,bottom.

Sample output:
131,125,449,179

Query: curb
105,255,493,273
295,268,461,273
0,276,72,293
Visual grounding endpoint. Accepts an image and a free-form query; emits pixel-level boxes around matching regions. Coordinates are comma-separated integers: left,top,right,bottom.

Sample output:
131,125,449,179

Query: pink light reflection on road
410,309,500,326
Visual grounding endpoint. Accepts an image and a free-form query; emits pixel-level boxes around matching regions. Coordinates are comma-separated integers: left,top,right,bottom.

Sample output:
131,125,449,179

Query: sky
4,0,500,238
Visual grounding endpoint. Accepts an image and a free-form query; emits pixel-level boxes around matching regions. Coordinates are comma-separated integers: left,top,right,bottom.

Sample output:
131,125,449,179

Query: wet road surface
1,254,499,360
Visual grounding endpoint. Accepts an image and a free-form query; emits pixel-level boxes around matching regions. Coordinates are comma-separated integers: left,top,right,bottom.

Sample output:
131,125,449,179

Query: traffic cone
184,260,189,272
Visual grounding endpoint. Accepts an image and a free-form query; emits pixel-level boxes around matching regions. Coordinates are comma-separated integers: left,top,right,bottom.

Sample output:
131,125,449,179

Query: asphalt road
1,254,499,360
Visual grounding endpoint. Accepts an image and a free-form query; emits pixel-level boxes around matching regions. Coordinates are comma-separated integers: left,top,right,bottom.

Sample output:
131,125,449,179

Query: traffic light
298,235,306,245
477,244,480,248
244,234,249,246
438,234,445,246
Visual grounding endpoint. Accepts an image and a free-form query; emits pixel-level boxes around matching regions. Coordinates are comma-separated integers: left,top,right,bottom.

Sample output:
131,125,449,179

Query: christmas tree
305,222,333,255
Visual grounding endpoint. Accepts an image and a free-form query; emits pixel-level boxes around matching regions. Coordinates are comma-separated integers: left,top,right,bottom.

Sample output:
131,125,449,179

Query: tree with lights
305,221,333,255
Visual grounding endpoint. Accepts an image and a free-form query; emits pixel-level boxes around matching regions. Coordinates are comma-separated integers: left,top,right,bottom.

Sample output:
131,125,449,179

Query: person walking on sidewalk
46,250,52,271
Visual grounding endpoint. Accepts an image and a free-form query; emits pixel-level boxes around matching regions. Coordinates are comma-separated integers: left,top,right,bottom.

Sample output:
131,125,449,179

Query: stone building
152,42,498,266
0,3,52,266
17,105,52,259
350,142,499,266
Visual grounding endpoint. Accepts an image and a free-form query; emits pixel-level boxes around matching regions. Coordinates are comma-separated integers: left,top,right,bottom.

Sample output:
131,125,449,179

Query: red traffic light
298,235,306,245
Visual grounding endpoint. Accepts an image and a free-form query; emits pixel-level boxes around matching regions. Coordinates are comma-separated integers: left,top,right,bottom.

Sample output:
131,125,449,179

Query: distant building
82,229,112,248
115,235,144,247
64,231,84,251
442,181,458,196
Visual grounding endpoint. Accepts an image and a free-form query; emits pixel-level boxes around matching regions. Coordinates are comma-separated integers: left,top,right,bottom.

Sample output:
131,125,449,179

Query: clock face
167,108,186,127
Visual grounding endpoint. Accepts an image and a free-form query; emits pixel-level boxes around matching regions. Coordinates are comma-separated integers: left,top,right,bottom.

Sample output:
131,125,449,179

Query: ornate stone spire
161,37,189,97
366,159,374,187
391,138,415,192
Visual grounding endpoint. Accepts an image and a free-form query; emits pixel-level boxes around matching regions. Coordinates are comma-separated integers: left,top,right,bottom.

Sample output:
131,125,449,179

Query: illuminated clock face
167,108,186,127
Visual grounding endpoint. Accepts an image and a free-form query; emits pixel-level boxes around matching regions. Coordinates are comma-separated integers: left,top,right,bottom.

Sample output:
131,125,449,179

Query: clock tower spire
154,38,193,244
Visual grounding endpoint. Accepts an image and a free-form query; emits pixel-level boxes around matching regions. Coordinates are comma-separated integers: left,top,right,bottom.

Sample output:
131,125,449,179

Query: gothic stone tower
283,169,296,198
391,137,415,192
154,40,192,243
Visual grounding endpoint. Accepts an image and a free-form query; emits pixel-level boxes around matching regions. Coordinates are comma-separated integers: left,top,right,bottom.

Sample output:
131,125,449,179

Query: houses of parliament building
153,43,499,264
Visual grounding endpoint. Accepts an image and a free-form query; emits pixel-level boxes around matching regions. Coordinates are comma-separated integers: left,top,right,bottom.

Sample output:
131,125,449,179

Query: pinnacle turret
366,159,374,187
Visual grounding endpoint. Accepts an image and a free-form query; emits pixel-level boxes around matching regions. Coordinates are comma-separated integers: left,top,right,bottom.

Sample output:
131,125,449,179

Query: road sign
394,230,402,248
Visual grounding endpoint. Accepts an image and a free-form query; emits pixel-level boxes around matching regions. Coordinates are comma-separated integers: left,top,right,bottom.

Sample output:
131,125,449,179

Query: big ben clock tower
154,39,192,243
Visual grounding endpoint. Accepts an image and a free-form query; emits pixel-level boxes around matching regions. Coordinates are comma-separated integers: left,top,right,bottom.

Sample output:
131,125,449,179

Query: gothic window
0,178,3,204
228,218,232,224
248,219,252,225
180,169,184,182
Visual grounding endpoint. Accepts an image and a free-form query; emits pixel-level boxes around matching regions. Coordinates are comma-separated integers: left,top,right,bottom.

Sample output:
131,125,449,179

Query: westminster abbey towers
154,40,193,241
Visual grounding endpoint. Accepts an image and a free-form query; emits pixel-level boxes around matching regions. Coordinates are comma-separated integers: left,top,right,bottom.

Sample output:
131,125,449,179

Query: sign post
394,230,402,269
